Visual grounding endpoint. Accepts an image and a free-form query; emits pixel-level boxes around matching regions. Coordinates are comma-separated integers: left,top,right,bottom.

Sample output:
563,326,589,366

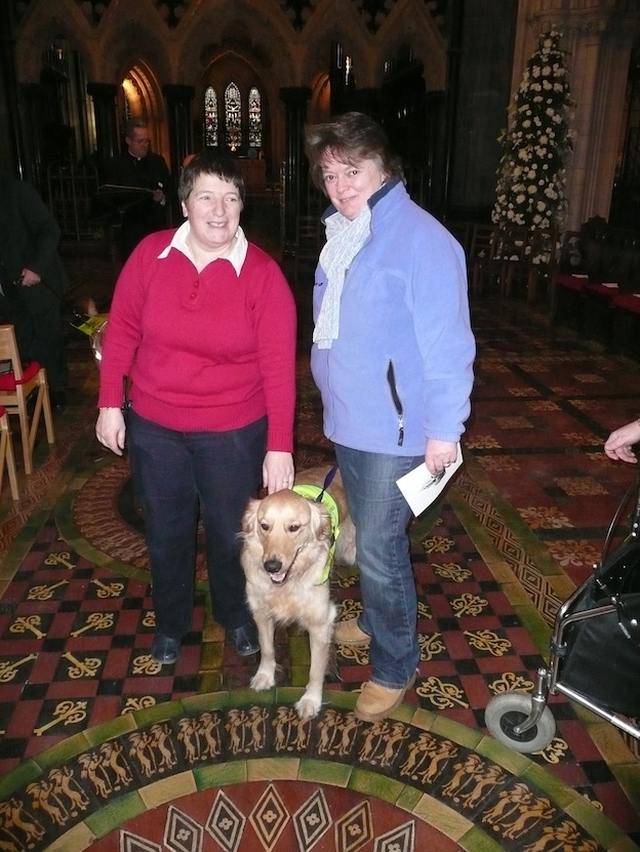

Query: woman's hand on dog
96,407,127,456
262,450,294,494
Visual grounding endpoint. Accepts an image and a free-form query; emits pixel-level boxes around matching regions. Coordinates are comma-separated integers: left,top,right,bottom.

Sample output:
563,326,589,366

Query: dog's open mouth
263,559,290,585
263,544,306,585
268,568,289,585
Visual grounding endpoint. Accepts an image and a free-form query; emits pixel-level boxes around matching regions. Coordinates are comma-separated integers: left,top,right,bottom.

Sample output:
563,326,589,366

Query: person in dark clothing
106,119,172,260
0,176,69,408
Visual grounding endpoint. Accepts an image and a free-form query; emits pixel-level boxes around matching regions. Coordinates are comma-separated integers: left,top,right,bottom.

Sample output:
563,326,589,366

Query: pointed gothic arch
117,61,169,164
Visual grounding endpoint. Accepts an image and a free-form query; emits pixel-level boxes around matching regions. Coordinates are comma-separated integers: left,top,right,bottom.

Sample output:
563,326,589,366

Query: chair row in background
449,219,640,360
0,324,56,503
460,223,559,303
551,219,640,358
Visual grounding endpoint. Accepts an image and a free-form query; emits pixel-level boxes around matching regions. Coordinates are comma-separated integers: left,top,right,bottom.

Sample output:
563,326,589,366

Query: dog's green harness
292,484,340,584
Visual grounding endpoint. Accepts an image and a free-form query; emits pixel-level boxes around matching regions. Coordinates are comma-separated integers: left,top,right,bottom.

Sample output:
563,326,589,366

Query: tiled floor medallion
0,697,615,851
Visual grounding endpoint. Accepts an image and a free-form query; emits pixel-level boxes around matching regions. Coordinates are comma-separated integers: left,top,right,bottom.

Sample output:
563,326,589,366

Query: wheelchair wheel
485,692,556,753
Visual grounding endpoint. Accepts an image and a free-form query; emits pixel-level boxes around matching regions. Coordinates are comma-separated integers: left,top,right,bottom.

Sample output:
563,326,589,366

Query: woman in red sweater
96,151,297,665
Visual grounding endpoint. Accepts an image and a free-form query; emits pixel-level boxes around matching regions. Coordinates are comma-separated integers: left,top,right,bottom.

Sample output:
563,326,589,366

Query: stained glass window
225,82,241,152
248,86,262,149
204,86,218,147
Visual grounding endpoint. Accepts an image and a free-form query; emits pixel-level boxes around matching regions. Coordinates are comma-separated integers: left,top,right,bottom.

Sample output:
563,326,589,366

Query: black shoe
50,391,67,411
227,622,259,656
151,633,180,665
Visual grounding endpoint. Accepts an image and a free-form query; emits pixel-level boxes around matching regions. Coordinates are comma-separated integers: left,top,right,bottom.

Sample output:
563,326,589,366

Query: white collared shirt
157,221,249,275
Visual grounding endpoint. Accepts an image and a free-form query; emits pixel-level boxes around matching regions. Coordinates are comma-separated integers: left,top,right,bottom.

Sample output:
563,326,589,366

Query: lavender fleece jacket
310,180,475,456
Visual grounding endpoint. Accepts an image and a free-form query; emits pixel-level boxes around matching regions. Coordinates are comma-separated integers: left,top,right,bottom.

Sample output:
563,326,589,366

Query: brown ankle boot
334,618,370,646
354,672,417,723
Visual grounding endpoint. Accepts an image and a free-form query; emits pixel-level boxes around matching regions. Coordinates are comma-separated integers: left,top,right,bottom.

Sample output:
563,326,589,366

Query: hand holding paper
396,443,463,516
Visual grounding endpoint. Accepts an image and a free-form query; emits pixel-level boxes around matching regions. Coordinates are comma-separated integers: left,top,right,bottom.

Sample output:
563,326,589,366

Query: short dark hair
178,150,245,205
304,112,404,193
124,118,149,139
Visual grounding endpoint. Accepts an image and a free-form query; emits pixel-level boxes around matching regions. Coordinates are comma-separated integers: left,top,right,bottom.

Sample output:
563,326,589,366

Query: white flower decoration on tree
491,28,575,261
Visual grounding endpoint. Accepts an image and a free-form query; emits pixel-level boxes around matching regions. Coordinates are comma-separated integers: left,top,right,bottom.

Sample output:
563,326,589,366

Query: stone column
162,84,195,180
20,82,44,183
514,0,638,229
86,82,119,181
564,17,636,228
0,1,26,178
279,86,311,246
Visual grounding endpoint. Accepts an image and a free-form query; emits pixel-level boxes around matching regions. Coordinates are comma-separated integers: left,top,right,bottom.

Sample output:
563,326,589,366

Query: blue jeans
128,410,266,640
334,444,423,689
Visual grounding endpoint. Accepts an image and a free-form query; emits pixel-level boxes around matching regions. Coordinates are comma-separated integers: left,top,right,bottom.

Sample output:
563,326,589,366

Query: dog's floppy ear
308,500,332,542
241,497,261,537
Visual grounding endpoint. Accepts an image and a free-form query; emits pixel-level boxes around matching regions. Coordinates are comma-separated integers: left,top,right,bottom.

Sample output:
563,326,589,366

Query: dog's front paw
250,670,275,692
295,692,322,721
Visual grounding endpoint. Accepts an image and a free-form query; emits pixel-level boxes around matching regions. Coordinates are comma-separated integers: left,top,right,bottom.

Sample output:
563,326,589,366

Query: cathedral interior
1,1,640,851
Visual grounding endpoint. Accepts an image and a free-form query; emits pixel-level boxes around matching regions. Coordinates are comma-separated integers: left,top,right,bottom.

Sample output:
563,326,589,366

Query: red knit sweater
98,229,297,452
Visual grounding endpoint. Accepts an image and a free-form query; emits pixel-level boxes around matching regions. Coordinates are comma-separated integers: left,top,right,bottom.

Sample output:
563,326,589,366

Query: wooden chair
526,228,559,302
500,228,559,303
0,406,19,500
0,324,55,475
498,226,532,299
469,224,501,294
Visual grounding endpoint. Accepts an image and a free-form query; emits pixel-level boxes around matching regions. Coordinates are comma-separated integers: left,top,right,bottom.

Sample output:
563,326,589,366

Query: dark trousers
127,410,266,640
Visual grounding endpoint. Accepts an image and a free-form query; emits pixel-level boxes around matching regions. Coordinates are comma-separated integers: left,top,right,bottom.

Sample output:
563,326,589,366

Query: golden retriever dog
240,465,356,720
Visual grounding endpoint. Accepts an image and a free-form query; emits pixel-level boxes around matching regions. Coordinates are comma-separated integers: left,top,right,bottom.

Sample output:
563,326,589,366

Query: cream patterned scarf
313,205,372,349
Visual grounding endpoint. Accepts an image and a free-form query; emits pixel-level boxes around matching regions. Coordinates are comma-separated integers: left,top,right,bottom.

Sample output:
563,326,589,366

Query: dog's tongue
270,569,288,584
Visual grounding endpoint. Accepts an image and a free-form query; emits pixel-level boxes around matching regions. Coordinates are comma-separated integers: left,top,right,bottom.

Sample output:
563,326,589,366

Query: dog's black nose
264,559,283,574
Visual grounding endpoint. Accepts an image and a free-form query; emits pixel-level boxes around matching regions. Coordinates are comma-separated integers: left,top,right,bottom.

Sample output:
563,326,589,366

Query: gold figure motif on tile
399,731,458,784
441,753,508,808
63,651,102,678
179,711,222,762
316,708,361,756
225,706,268,755
521,820,598,852
142,610,156,628
70,612,115,636
417,600,432,619
488,672,535,694
533,736,569,764
10,615,46,639
121,695,156,713
27,580,69,600
132,654,164,675
146,723,179,770
464,629,512,656
273,705,310,751
484,785,556,840
415,676,468,709
432,562,472,582
44,552,75,569
79,741,133,796
418,632,446,660
358,720,410,767
451,593,489,617
337,599,362,621
33,700,88,736
91,578,125,597
0,797,46,846
421,534,455,554
0,654,37,682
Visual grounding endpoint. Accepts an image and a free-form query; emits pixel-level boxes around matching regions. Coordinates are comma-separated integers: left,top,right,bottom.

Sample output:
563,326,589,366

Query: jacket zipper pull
386,361,404,447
